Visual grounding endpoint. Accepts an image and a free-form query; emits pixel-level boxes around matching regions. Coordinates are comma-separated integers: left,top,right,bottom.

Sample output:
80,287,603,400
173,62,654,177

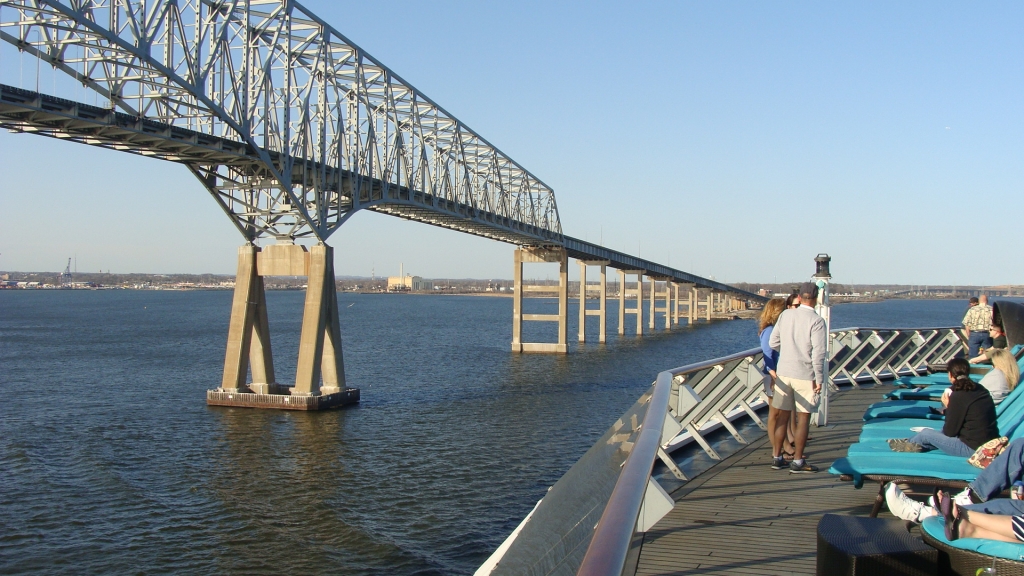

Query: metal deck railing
476,326,968,576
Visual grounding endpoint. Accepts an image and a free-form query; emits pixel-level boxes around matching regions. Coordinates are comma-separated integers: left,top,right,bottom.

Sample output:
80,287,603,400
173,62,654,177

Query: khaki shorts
771,375,817,413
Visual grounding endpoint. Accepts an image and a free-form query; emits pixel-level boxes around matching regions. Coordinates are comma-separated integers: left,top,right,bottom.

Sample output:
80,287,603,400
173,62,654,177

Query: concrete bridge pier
647,277,668,330
618,270,645,336
512,247,568,353
654,279,671,329
577,260,609,343
673,283,694,325
689,286,698,324
207,244,360,410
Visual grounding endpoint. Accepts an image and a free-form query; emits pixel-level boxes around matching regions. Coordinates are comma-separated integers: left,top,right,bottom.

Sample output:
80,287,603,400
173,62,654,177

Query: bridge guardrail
476,326,968,576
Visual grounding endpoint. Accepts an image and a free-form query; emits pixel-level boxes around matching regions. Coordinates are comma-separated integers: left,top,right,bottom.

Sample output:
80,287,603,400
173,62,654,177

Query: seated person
970,323,1009,363
888,358,998,456
936,489,1024,543
975,348,1020,405
887,438,1024,523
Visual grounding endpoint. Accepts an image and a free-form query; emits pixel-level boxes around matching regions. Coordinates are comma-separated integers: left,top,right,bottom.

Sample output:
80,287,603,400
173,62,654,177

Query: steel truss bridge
0,0,763,301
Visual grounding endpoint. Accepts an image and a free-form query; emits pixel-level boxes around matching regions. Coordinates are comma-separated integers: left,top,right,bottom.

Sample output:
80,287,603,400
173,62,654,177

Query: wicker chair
921,529,1024,576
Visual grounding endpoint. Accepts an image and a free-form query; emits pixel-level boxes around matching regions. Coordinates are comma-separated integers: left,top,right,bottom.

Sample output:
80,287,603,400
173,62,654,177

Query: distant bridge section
564,236,762,299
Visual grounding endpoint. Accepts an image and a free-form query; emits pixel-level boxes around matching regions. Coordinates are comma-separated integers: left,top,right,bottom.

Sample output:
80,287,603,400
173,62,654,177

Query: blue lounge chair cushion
829,453,979,487
858,420,943,441
921,516,1024,561
864,382,1024,425
885,385,953,400
861,415,941,431
863,400,944,421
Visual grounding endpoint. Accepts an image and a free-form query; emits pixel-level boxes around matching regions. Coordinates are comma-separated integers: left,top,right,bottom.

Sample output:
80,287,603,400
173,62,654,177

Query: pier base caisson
207,243,359,410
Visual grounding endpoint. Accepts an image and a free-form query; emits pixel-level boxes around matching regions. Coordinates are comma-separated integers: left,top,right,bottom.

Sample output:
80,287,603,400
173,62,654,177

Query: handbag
968,436,1009,469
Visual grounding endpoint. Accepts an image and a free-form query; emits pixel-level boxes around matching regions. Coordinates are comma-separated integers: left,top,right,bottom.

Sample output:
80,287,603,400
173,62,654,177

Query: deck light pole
812,254,832,426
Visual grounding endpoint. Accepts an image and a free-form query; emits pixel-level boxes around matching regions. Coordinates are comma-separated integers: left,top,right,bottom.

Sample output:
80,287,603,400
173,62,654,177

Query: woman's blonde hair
989,348,1021,391
758,298,786,335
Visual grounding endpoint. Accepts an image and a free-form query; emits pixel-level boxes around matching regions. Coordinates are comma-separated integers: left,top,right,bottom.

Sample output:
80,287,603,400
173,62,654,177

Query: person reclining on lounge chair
888,358,999,456
886,438,1024,522
971,323,1008,363
974,348,1021,405
934,489,1024,544
932,347,1018,408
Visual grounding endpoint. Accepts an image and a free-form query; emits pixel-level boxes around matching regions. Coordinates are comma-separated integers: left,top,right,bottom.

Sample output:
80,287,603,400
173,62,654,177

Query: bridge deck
636,385,892,575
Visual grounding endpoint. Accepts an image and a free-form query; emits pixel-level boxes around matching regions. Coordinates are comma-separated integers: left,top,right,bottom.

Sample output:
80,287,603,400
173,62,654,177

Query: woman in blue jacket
759,298,789,465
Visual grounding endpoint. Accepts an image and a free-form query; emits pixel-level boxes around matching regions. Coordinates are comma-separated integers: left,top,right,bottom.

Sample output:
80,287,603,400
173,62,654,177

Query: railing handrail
664,347,762,378
576,370,674,576
831,325,961,332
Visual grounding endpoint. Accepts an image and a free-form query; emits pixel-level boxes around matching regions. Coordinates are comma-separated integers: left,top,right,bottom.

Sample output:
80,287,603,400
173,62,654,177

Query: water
0,292,980,574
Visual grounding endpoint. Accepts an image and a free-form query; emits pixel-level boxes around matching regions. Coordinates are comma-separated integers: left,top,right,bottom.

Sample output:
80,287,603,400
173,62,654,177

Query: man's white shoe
928,489,974,509
953,489,973,507
885,482,938,523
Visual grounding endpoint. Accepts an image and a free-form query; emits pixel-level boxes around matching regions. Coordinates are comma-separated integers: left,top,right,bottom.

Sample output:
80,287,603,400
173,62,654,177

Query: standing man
963,295,994,359
769,282,827,473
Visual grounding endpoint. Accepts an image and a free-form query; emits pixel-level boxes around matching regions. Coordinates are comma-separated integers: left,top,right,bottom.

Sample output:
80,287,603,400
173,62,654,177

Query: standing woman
759,298,789,464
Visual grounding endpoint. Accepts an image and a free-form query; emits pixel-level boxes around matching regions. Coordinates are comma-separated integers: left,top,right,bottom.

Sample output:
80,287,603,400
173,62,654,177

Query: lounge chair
920,515,1024,572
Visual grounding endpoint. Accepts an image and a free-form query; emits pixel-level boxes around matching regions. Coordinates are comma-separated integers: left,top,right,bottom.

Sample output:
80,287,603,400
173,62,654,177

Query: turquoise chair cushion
921,515,1024,561
858,420,943,441
864,400,944,421
829,453,979,487
885,385,953,400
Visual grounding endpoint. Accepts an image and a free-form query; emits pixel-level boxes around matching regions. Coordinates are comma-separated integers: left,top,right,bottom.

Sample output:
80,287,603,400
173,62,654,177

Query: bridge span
0,0,764,409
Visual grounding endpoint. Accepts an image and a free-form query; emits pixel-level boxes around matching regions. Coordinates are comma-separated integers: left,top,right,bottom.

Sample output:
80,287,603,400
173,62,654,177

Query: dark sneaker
789,460,819,474
771,457,786,470
888,438,925,453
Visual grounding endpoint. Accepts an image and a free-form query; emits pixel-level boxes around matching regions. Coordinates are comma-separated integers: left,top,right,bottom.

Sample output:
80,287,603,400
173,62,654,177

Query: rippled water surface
0,292,981,574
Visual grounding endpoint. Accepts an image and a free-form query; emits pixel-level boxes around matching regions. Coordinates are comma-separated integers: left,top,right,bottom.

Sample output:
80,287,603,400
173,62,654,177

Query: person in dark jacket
888,358,999,457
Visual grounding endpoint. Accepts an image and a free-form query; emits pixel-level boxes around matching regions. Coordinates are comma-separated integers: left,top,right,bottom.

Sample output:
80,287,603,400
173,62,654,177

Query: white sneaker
929,488,974,509
953,488,973,507
885,483,938,523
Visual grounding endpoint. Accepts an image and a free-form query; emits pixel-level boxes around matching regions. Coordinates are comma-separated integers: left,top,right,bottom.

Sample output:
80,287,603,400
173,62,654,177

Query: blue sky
0,1,1021,284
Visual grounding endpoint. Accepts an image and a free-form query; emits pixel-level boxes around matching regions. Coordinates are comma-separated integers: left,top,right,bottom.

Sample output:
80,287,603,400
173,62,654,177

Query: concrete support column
663,282,671,330
220,245,259,393
672,283,679,325
636,273,644,336
578,260,587,343
706,291,713,322
512,249,523,352
689,287,698,324
318,253,346,396
578,260,609,344
294,245,344,396
618,269,626,336
247,275,277,394
599,265,607,343
648,276,656,330
557,254,568,351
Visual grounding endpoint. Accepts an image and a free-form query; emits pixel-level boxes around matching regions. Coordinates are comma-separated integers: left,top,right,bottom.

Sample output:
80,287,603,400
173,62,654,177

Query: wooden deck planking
635,385,891,575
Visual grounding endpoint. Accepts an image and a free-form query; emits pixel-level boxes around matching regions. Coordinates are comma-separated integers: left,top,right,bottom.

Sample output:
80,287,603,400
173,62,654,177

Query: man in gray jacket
769,282,827,473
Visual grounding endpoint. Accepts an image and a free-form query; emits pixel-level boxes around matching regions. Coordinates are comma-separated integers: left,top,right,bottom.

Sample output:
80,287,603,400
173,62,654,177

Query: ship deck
635,384,895,575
